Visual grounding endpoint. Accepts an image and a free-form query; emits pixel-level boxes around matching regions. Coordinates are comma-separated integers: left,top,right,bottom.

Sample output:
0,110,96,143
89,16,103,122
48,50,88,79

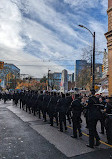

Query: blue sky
0,0,108,77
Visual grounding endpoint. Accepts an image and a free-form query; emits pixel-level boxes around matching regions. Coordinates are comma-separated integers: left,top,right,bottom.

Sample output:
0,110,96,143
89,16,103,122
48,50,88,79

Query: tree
40,76,47,83
76,46,92,89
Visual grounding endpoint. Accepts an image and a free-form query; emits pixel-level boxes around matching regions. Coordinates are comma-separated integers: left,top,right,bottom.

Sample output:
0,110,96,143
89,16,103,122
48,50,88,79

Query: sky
0,0,108,78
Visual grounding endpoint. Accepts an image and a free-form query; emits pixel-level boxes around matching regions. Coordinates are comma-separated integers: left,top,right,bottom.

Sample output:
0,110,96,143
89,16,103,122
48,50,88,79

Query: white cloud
0,0,108,78
0,0,25,49
64,0,99,9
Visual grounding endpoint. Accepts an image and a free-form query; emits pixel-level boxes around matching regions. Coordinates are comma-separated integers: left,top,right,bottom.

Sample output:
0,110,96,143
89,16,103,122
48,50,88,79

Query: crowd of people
0,89,112,148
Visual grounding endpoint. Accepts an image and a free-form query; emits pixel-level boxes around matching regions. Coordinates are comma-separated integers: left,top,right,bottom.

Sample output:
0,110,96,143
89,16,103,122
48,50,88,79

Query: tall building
60,69,68,93
68,73,74,82
105,0,112,96
75,60,103,88
75,60,87,82
49,72,62,90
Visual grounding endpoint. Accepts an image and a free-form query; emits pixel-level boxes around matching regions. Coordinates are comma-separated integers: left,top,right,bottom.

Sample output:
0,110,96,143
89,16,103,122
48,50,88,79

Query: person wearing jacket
86,90,101,148
70,94,83,138
65,93,72,124
57,93,67,132
48,92,58,126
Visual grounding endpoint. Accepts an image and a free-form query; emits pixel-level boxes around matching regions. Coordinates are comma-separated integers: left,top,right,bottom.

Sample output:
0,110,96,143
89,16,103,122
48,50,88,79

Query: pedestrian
48,92,58,126
70,94,83,138
86,89,101,148
65,93,72,125
57,93,67,132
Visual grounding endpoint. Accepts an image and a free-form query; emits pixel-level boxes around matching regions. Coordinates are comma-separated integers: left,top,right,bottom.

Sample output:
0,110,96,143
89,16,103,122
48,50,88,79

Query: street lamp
48,69,51,91
78,25,95,91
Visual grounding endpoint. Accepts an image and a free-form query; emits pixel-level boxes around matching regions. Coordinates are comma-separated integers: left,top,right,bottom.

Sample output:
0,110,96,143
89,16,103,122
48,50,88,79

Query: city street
0,100,112,159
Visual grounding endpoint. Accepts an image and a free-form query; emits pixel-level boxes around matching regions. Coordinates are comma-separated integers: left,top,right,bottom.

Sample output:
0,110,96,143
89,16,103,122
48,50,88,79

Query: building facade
60,69,68,93
0,63,20,89
68,73,74,82
105,0,112,96
75,60,103,89
102,49,108,78
75,60,87,82
49,72,62,90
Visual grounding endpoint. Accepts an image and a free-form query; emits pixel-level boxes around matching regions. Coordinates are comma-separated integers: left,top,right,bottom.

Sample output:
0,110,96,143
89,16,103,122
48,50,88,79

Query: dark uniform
57,94,67,132
65,94,72,124
105,101,112,144
42,92,50,122
99,99,106,134
37,91,43,119
48,92,58,126
87,95,101,148
3,93,8,103
71,96,83,138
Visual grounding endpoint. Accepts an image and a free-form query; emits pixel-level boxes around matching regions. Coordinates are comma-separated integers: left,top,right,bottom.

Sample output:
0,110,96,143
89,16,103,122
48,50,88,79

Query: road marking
8,105,112,149
67,125,112,148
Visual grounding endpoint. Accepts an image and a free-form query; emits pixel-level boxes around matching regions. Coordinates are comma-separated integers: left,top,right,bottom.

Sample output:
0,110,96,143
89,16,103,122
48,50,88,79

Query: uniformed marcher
57,93,67,132
86,89,101,148
37,91,43,119
48,92,58,126
65,93,72,124
104,97,112,144
99,97,106,134
42,91,50,122
70,94,83,138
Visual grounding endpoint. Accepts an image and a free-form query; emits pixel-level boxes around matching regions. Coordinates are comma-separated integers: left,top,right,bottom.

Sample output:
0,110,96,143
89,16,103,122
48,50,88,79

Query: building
68,73,74,82
75,60,103,89
0,63,20,89
95,63,103,79
49,72,74,90
101,49,108,89
102,49,108,78
105,0,112,96
60,69,68,93
49,72,62,90
75,60,87,82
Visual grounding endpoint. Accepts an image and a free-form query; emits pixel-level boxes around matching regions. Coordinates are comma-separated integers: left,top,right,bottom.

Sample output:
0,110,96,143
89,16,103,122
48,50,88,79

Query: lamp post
78,25,95,91
48,69,51,91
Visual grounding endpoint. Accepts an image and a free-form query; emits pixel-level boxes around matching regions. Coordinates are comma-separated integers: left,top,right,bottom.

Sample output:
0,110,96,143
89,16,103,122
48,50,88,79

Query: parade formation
1,90,112,149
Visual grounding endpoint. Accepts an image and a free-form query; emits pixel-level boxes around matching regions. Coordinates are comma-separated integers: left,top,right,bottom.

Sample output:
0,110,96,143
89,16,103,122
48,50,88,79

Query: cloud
64,0,99,9
0,0,108,78
0,0,25,49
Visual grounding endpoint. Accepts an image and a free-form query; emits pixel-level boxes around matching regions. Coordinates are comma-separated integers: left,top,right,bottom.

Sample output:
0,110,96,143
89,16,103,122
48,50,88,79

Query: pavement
0,100,112,159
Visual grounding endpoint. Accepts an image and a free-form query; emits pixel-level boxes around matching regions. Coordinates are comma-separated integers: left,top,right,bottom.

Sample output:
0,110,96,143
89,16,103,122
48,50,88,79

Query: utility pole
79,25,96,92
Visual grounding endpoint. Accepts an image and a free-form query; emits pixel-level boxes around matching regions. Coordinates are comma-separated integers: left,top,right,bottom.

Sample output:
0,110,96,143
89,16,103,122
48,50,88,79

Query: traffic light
102,65,104,72
0,61,4,69
0,79,1,83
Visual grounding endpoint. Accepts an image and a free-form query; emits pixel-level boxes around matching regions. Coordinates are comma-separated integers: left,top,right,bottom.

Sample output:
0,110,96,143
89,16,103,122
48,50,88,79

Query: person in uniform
70,94,83,138
42,91,50,122
37,91,44,119
86,89,101,148
104,97,112,144
57,93,67,132
48,92,58,126
65,93,72,124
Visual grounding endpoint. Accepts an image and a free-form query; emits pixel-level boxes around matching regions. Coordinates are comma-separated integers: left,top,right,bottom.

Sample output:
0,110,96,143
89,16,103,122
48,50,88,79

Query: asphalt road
0,100,112,159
